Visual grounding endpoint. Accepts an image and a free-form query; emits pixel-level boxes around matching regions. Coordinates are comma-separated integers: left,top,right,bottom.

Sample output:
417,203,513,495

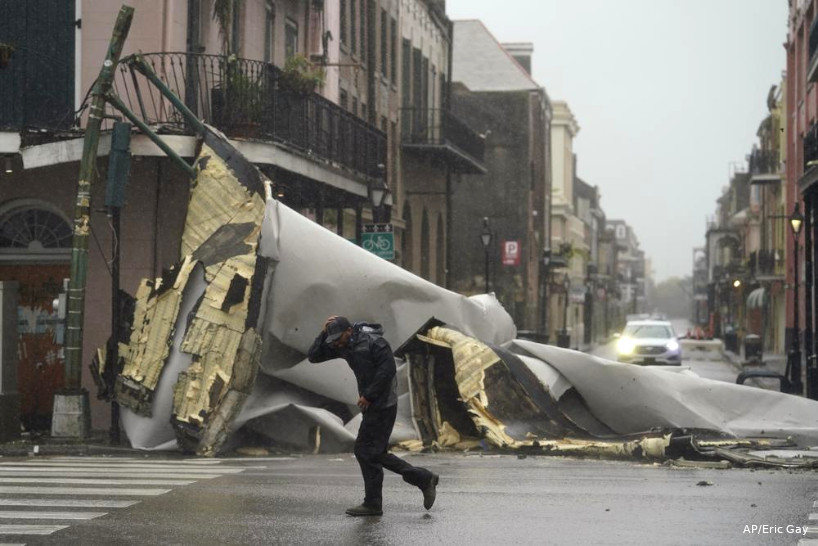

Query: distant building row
696,1,818,399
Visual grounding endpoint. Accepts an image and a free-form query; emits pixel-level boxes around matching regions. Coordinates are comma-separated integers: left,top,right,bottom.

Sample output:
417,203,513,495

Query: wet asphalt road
16,452,818,546
15,331,813,546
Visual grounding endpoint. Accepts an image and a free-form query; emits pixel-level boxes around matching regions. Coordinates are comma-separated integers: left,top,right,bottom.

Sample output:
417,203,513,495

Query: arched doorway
0,200,72,431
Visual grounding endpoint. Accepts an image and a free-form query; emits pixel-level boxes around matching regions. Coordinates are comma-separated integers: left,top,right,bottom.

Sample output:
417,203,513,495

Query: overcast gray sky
446,0,787,282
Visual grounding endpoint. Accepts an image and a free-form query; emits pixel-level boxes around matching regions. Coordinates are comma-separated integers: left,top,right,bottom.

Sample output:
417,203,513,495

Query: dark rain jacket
307,322,398,410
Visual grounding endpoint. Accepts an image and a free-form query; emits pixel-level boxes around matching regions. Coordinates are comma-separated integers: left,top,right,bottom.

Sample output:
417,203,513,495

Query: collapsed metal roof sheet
99,126,818,468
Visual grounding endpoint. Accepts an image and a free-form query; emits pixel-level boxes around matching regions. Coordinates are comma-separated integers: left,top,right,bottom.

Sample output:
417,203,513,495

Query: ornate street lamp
480,217,492,293
788,202,804,395
368,165,389,223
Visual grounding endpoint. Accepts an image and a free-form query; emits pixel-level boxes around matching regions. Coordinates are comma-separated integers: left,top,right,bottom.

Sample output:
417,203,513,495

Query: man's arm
307,315,339,363
360,337,396,403
307,330,336,362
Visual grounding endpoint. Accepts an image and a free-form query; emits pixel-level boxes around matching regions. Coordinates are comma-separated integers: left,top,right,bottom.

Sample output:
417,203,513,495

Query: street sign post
361,224,395,260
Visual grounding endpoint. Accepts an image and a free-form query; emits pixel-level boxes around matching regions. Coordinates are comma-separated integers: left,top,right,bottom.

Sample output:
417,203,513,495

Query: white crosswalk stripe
0,478,194,486
0,499,138,508
0,456,252,540
0,462,247,473
0,471,221,479
0,486,170,496
0,511,106,520
0,525,69,535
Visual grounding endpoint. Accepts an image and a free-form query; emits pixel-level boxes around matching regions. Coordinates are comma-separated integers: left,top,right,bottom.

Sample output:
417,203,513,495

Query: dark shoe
422,473,439,510
345,503,383,517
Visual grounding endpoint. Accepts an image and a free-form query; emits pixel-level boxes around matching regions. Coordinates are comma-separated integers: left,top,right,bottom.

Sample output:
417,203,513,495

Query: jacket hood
353,322,384,336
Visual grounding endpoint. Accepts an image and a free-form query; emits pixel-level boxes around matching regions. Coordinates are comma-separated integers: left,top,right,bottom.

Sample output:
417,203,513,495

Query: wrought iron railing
113,52,385,179
804,121,818,172
748,149,780,176
400,107,484,162
749,250,778,276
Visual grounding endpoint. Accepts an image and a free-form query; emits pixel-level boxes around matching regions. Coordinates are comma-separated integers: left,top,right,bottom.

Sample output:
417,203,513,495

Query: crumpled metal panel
418,326,588,449
176,328,262,455
109,135,269,455
511,339,818,448
114,256,198,416
400,325,818,464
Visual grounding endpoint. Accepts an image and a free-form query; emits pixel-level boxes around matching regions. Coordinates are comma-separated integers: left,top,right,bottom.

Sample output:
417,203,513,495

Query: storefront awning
747,287,766,309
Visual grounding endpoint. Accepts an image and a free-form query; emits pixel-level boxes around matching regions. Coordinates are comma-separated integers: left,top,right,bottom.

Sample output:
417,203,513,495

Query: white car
615,320,682,365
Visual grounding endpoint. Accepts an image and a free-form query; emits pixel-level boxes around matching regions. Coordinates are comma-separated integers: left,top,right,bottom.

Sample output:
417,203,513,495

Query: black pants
354,404,432,508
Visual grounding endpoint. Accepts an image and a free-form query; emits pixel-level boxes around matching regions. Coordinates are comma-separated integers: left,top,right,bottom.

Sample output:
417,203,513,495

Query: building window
340,0,347,45
359,0,366,61
390,18,397,84
412,47,422,108
352,96,358,117
402,39,411,107
0,205,72,250
431,65,437,110
285,17,298,60
419,54,429,111
439,71,447,110
264,1,275,63
350,0,357,54
340,89,348,111
231,0,242,55
186,0,205,54
380,9,388,78
390,120,397,189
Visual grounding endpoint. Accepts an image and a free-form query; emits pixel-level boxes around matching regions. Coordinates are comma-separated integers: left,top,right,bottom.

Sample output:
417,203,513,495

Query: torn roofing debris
93,126,818,468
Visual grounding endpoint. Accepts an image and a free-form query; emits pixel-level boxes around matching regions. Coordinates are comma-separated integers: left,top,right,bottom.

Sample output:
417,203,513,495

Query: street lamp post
368,165,388,223
358,166,388,245
788,203,804,395
557,273,571,348
542,247,551,343
480,217,492,293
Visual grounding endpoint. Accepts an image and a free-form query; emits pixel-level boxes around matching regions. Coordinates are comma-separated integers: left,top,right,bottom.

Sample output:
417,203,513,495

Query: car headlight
617,337,636,355
666,340,680,352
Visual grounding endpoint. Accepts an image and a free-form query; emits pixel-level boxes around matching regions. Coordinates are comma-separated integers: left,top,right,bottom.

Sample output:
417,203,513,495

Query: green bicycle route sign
361,224,394,260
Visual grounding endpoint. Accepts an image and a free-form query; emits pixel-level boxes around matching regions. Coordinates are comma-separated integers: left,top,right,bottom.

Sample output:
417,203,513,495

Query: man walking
308,315,439,516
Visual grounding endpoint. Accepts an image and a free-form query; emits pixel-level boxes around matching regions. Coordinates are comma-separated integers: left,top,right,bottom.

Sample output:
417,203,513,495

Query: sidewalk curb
0,431,148,458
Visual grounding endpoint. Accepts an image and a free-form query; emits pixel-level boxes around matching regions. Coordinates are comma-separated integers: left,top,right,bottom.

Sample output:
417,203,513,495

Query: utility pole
55,6,134,439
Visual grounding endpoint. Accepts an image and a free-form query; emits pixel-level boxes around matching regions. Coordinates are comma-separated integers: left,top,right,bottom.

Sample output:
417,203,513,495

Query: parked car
615,320,682,365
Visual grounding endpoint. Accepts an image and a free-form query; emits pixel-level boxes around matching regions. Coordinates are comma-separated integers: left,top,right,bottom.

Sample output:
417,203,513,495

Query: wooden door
0,264,68,431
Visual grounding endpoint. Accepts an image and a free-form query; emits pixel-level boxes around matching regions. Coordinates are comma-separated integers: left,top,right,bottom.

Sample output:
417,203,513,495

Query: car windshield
622,325,672,339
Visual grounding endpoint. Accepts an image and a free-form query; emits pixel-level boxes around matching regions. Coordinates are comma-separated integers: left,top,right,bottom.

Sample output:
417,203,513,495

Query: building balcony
400,107,486,174
748,149,781,185
113,52,385,181
801,121,818,193
809,16,818,83
749,249,784,280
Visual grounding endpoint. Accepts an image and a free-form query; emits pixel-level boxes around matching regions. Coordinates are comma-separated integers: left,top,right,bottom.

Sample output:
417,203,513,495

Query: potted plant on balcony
211,57,266,138
0,43,15,69
278,54,325,96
